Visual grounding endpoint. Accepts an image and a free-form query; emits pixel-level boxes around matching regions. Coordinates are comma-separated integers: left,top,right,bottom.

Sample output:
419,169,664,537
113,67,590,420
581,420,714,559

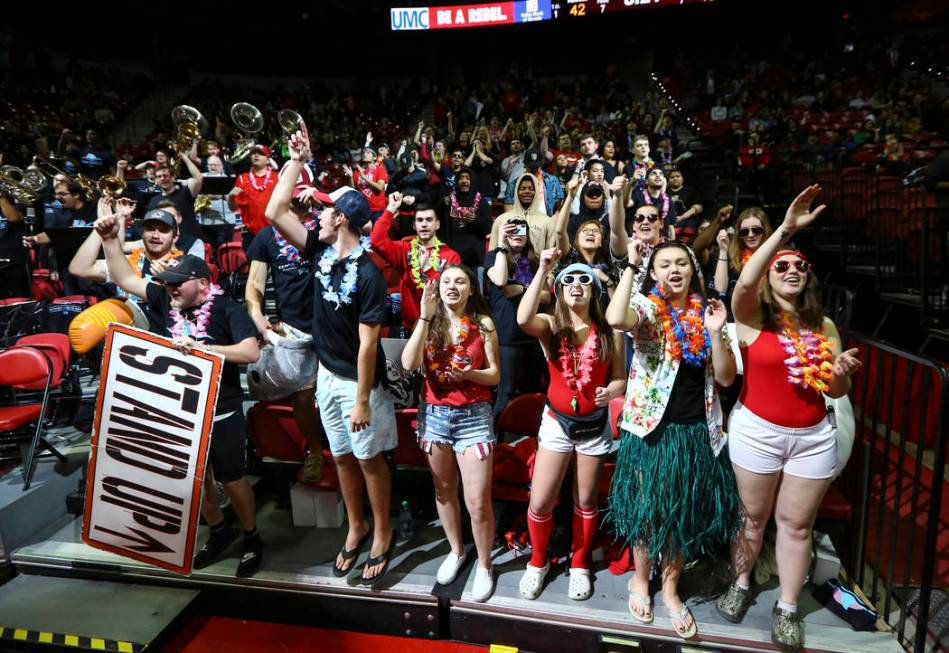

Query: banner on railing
82,324,222,574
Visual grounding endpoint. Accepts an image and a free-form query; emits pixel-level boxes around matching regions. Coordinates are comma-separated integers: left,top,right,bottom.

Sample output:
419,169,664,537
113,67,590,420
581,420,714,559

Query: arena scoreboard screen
390,0,712,31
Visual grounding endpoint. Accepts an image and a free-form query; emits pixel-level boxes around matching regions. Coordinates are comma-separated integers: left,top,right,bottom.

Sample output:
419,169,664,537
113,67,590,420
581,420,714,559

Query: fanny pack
547,404,609,441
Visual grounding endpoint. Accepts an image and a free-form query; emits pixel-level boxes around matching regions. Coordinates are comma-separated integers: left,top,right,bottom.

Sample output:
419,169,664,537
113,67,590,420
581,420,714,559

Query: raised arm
555,176,581,254
181,148,204,196
713,229,731,294
691,204,732,259
733,185,825,324
94,212,148,299
264,125,311,251
608,175,629,258
516,247,558,338
369,193,406,269
401,279,436,372
605,241,644,332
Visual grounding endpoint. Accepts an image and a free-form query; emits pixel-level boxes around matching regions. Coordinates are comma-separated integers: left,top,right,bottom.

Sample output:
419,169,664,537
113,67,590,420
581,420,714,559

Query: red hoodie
370,209,460,329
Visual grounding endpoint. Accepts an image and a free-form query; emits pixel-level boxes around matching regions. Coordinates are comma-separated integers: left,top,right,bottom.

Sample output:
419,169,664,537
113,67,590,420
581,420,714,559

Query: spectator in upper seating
501,137,526,190
437,149,466,202
372,193,460,331
438,167,492,271
655,136,675,168
654,111,678,153
465,129,499,201
628,135,655,192
195,140,234,176
485,218,549,418
667,168,703,242
879,133,909,177
602,140,624,176
345,147,389,221
711,98,728,122
389,149,433,237
148,156,204,237
502,148,563,217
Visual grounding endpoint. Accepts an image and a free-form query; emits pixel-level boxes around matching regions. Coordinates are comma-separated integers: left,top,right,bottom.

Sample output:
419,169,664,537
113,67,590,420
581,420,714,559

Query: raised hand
609,174,628,193
419,278,438,320
704,298,728,333
832,348,862,377
716,229,730,252
387,191,403,213
566,174,582,196
783,184,826,233
97,196,115,220
717,204,734,222
539,247,561,270
629,238,646,266
115,197,137,219
94,214,119,241
288,123,312,161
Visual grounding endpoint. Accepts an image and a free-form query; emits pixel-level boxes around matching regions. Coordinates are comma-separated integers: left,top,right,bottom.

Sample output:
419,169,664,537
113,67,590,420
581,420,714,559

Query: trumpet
229,102,264,163
97,175,127,198
0,165,46,203
32,158,96,199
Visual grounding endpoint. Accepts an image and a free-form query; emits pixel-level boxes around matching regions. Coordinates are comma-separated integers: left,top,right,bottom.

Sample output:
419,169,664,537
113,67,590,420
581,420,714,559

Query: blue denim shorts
418,401,495,460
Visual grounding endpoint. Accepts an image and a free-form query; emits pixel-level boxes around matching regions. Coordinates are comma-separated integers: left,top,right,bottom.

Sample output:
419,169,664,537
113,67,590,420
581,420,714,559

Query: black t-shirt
664,362,706,425
0,204,28,264
483,250,535,347
77,146,116,180
146,185,201,237
301,232,386,385
632,188,678,230
145,283,257,412
247,226,314,332
668,185,700,229
45,201,97,228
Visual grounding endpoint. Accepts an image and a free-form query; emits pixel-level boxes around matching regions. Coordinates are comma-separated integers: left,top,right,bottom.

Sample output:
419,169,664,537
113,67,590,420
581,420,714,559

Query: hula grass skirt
608,421,742,562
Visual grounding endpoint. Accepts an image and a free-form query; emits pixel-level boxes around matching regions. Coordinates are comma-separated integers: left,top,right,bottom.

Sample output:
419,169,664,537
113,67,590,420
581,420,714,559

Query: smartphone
515,224,527,237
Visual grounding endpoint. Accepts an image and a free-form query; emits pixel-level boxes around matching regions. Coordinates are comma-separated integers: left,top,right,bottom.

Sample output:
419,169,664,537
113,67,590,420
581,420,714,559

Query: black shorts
209,409,247,484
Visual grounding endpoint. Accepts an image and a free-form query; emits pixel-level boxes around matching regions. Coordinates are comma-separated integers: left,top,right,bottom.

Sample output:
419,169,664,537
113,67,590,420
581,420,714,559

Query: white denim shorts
727,403,836,480
315,365,397,460
537,407,613,457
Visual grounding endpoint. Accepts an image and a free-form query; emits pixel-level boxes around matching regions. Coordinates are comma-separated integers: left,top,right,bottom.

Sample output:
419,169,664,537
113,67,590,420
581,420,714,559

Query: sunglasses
739,226,765,237
585,188,604,198
633,213,660,223
772,259,810,274
560,273,593,286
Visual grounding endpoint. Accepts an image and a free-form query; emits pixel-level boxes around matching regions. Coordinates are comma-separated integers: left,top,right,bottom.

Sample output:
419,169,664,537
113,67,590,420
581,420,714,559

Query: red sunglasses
772,259,810,274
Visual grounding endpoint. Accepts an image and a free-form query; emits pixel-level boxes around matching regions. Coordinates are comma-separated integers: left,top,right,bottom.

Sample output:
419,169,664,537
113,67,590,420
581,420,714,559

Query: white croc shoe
518,563,550,600
471,566,495,602
436,552,467,585
568,568,592,601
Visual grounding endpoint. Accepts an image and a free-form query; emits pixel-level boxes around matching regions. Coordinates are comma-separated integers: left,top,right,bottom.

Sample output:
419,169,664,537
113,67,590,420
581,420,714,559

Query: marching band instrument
229,102,264,163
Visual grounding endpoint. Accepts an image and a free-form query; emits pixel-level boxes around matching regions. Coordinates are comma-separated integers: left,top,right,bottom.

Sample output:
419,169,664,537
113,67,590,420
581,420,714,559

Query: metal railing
843,333,949,652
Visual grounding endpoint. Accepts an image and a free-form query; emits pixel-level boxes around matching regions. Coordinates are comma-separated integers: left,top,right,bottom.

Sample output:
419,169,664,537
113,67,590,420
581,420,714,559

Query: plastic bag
246,323,317,401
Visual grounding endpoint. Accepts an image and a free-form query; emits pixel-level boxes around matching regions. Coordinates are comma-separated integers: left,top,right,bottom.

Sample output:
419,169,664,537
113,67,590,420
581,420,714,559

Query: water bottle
399,500,414,541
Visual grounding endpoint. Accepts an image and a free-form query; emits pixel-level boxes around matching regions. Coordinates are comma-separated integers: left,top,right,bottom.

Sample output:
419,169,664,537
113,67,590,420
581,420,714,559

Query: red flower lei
740,247,753,268
425,316,476,383
647,289,708,363
558,324,599,413
777,312,834,394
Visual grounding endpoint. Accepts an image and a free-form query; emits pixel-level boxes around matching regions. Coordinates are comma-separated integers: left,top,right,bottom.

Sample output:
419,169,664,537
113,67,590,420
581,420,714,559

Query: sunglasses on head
739,226,765,237
634,213,660,223
560,273,593,286
772,259,810,274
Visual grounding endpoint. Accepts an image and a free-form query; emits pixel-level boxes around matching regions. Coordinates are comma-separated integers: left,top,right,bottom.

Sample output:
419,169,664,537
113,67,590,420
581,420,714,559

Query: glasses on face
578,228,600,237
452,154,464,159
560,273,593,286
739,226,765,238
772,259,810,274
634,213,660,223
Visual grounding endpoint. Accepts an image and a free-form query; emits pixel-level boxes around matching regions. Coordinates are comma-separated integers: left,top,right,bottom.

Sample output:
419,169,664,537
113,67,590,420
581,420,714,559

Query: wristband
718,257,728,261
418,317,432,323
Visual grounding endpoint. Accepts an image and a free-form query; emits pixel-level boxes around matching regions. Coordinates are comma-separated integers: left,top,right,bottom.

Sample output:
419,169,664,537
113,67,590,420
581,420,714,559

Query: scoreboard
390,0,712,31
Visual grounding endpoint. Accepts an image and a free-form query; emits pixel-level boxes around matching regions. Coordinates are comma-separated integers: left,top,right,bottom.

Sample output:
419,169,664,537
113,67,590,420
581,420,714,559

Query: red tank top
423,326,493,407
546,333,611,416
739,329,827,428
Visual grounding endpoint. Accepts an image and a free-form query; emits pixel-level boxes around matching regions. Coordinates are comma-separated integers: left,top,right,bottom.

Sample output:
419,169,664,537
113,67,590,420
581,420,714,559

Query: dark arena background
0,1,947,651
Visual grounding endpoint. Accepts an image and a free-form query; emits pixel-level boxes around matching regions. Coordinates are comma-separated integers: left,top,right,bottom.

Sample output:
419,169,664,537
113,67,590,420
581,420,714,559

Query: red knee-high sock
527,508,554,568
570,506,600,570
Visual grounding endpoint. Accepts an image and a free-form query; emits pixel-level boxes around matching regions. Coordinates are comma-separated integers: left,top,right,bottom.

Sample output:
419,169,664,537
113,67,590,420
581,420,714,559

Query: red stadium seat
495,393,545,440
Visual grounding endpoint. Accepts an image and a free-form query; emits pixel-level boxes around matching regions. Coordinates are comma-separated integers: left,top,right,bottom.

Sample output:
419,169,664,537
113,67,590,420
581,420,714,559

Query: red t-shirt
739,145,773,169
354,162,389,212
234,168,278,235
423,326,492,406
369,209,461,328
552,149,581,170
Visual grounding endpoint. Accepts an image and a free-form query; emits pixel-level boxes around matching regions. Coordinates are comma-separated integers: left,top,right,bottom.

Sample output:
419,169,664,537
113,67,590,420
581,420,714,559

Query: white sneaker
518,562,549,600
568,568,592,601
436,552,466,585
471,566,495,602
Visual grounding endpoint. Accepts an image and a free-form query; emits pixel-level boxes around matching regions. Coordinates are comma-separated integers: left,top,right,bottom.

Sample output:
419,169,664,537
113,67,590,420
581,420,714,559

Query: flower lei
740,247,753,269
169,284,223,339
316,236,371,309
777,312,834,394
647,286,709,366
559,324,599,413
449,190,482,226
247,167,274,192
631,157,655,187
408,237,443,289
642,189,670,222
425,316,476,383
275,218,316,265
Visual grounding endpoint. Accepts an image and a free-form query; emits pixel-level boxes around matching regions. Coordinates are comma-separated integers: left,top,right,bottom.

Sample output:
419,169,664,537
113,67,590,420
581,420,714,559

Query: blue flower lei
649,286,711,366
316,236,372,310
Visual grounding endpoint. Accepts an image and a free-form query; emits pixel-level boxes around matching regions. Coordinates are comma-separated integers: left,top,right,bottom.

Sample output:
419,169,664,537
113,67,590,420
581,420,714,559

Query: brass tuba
229,102,264,163
0,165,46,203
170,105,206,164
32,158,96,199
193,194,212,214
277,109,304,141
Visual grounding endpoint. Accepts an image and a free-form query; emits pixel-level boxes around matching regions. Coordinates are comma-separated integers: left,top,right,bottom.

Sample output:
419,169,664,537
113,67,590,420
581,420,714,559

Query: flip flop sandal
359,534,396,586
670,604,698,639
332,530,371,577
627,590,654,624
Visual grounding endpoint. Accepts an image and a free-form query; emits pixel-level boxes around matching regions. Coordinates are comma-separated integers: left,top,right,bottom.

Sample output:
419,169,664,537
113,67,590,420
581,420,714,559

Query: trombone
229,102,264,163
0,166,47,204
32,158,96,199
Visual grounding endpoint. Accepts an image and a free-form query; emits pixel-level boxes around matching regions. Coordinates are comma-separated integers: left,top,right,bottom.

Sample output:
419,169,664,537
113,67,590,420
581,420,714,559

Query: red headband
768,249,807,270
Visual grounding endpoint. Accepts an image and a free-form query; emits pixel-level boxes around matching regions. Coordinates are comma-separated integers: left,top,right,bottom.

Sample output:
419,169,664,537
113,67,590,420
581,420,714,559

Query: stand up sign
82,324,222,574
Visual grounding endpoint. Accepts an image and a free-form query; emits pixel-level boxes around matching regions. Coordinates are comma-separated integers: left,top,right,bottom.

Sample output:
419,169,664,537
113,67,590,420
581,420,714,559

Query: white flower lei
316,236,372,309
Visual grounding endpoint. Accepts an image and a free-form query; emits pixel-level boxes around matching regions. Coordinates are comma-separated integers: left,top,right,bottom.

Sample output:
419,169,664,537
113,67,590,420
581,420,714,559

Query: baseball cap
252,144,270,157
311,185,372,230
524,148,544,170
142,209,178,232
153,255,211,284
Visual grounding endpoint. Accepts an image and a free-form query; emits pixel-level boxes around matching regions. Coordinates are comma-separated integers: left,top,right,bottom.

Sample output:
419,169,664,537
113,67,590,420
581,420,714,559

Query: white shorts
727,403,836,480
316,365,397,460
537,407,613,457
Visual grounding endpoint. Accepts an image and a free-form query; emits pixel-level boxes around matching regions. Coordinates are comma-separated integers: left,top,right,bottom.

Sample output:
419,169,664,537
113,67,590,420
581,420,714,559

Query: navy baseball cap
142,209,178,232
313,185,372,230
153,255,211,284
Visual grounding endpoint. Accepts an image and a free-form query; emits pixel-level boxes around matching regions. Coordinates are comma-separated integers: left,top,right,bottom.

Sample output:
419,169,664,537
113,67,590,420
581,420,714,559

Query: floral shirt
619,292,728,456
